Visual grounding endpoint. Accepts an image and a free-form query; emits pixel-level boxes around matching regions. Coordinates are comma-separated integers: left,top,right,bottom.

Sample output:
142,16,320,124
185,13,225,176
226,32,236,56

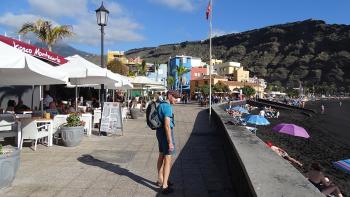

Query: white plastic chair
122,107,129,122
93,109,101,127
20,119,50,151
0,114,20,148
81,113,92,136
52,115,68,144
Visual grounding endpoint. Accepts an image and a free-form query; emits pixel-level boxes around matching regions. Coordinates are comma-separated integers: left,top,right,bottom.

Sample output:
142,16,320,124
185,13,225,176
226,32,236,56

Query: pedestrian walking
321,104,325,114
156,90,177,194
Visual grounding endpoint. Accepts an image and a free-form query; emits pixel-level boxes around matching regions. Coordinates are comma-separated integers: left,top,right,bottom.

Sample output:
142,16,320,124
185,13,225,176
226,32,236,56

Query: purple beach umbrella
272,123,310,138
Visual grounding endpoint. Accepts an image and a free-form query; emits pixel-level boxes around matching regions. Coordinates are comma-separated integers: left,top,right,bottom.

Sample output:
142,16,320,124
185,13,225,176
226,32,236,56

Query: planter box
61,126,84,147
0,148,20,189
130,109,141,119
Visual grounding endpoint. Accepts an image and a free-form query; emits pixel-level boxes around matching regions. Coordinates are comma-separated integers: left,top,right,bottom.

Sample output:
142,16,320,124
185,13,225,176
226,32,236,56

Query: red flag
206,1,211,20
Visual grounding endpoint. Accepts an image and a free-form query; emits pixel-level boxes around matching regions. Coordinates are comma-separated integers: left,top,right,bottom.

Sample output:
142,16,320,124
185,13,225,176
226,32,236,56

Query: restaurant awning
0,35,67,65
0,41,67,85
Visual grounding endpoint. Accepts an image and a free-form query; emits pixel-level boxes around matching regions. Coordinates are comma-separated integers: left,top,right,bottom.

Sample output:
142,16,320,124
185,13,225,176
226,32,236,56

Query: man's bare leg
157,153,164,185
162,155,172,188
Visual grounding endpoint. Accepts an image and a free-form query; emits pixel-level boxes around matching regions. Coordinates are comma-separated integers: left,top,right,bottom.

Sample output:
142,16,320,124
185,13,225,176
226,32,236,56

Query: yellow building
210,59,223,65
107,50,128,64
221,81,264,98
233,67,249,82
190,75,227,97
214,62,240,75
214,62,249,82
190,76,264,98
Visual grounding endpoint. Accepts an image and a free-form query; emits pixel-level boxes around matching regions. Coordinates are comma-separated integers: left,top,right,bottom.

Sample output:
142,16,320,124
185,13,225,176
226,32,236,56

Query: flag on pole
206,1,211,20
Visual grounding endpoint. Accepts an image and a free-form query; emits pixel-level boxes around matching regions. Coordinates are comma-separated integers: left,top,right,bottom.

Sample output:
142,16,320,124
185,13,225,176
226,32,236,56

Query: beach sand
253,99,350,196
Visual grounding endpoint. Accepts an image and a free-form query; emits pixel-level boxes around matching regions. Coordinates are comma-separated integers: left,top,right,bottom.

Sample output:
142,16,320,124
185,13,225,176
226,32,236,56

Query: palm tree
167,76,175,90
136,60,147,76
18,19,74,51
154,62,160,82
176,64,190,95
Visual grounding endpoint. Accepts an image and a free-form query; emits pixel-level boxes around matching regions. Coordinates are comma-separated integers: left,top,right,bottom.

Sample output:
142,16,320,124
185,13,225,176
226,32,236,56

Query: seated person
68,104,76,113
5,100,16,112
14,99,30,112
56,101,68,114
266,142,303,167
306,163,343,197
259,110,265,117
92,98,100,109
46,101,59,116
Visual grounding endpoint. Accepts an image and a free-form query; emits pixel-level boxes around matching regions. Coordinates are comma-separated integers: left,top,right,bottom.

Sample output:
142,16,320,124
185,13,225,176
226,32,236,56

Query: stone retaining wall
211,101,323,197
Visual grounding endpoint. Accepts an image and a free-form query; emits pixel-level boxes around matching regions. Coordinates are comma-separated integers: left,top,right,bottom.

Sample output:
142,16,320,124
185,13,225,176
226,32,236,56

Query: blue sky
1,0,349,54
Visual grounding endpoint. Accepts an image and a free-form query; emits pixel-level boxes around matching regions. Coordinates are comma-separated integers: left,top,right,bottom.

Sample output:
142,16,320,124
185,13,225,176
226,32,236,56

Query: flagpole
209,0,212,118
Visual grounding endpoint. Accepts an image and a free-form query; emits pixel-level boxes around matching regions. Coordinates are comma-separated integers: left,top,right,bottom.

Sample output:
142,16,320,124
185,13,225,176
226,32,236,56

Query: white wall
191,58,202,67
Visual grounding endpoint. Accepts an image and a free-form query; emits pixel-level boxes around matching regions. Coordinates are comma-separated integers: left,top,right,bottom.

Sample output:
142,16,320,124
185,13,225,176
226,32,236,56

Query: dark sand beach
253,99,350,196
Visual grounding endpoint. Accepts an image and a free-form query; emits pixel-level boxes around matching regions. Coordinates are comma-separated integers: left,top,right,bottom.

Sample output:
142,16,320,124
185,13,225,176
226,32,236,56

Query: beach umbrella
333,159,350,174
272,123,310,138
232,106,249,114
244,115,270,126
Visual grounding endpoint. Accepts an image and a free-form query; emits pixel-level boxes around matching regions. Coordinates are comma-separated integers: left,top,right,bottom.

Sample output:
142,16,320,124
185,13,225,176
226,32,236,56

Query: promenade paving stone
0,104,234,197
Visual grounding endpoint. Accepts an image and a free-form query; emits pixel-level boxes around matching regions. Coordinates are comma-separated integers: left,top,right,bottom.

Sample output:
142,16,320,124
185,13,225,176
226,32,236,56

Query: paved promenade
0,104,234,197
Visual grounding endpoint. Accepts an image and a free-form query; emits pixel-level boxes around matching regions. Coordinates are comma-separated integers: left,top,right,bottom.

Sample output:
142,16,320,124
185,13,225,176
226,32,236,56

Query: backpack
146,101,165,130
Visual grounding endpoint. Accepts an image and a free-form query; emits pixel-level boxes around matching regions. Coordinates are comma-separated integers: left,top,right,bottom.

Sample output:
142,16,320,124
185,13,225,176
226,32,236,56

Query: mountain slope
125,19,350,91
33,42,92,58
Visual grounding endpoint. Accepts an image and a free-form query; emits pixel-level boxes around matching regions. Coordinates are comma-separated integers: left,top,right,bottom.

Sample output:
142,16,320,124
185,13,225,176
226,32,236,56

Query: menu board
100,102,123,135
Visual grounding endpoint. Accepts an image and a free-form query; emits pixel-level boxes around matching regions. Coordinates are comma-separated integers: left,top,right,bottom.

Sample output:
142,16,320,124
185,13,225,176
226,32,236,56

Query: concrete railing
251,99,316,113
211,101,323,197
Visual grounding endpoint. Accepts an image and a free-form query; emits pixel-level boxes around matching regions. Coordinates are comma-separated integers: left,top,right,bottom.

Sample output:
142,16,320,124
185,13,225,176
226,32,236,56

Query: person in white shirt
259,110,265,117
43,92,53,109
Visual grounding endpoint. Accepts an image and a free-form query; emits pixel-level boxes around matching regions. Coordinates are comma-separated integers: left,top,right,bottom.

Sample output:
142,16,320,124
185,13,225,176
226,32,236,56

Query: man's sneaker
161,186,174,195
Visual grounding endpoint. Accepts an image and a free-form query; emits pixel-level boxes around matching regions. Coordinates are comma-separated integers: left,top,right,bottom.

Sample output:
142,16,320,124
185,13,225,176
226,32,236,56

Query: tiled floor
0,104,234,197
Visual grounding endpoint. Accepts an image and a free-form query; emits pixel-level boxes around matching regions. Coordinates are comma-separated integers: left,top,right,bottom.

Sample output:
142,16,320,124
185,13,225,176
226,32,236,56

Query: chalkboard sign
100,102,123,135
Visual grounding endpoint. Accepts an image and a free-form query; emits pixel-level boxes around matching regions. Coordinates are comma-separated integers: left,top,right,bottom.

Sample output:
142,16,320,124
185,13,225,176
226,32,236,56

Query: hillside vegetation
126,19,350,93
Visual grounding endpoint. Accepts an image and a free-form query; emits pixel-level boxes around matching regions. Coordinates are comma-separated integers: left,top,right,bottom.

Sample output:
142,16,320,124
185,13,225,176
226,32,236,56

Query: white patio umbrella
0,41,68,112
130,76,162,86
58,55,121,85
57,54,122,109
0,42,67,85
130,76,163,100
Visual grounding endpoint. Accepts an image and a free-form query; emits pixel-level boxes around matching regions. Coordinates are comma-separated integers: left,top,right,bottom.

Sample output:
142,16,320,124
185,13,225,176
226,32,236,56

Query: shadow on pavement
77,154,159,192
156,109,235,197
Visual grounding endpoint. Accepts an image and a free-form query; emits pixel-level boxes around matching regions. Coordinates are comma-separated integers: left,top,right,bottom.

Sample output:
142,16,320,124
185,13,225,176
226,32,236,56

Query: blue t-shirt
157,102,174,129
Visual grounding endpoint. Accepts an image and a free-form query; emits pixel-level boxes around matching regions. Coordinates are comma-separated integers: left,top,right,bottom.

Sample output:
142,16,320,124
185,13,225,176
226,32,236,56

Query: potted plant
61,113,85,147
0,144,20,189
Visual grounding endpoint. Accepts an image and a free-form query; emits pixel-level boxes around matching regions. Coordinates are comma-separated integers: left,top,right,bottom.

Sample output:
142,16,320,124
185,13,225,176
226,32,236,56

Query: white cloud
71,16,143,46
0,0,144,48
28,0,88,18
0,13,52,29
150,0,195,11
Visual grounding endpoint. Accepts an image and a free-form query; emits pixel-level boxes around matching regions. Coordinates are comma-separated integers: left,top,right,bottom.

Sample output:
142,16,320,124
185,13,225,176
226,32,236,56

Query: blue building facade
168,55,193,94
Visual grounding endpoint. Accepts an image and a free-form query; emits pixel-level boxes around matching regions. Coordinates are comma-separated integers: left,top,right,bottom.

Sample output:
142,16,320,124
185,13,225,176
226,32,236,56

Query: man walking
156,90,177,194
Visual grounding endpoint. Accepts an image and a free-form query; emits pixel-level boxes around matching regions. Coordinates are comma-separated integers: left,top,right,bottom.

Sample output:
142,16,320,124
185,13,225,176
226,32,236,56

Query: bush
65,113,85,127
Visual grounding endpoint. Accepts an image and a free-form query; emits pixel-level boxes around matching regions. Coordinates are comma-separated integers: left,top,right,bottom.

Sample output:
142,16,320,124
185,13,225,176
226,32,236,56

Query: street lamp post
95,2,109,112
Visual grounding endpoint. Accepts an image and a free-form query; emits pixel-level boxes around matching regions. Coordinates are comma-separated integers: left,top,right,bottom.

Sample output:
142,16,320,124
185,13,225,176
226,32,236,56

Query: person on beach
266,142,303,167
306,163,343,197
156,90,177,195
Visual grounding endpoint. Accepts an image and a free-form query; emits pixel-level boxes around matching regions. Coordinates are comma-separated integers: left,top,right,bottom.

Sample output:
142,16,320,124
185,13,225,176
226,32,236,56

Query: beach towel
333,159,350,174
